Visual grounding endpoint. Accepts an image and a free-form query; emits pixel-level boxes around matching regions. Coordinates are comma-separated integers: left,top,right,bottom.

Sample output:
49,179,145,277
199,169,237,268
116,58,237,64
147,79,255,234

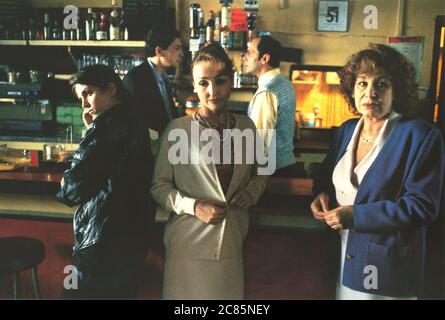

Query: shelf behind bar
0,40,145,47
0,40,27,45
0,171,63,183
29,40,145,47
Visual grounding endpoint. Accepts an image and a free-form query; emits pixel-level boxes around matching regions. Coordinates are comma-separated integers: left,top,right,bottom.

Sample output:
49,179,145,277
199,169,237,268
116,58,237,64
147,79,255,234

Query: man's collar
147,58,164,82
258,68,281,87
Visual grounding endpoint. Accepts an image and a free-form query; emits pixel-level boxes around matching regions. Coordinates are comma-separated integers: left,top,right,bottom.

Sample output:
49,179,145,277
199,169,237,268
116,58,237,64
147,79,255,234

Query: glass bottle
20,18,29,40
189,4,201,58
119,10,128,40
52,16,62,40
213,15,220,43
96,13,108,40
28,17,37,40
85,8,97,41
220,3,232,49
198,8,205,48
221,3,231,29
205,10,214,43
43,12,52,40
76,10,84,40
109,0,120,41
247,12,257,45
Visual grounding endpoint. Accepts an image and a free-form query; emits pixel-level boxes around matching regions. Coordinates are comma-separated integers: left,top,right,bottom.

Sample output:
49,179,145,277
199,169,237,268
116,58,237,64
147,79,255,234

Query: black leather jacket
57,103,155,251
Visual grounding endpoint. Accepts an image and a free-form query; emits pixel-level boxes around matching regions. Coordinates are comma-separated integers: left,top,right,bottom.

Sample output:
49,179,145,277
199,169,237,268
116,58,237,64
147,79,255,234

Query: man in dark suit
123,26,183,136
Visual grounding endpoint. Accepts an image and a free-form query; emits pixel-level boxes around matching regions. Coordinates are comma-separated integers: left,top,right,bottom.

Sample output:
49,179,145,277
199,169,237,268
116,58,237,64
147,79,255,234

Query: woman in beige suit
151,43,267,299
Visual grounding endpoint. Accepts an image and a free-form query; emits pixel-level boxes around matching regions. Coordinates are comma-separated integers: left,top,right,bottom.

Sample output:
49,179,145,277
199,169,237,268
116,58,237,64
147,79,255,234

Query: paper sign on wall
388,36,424,83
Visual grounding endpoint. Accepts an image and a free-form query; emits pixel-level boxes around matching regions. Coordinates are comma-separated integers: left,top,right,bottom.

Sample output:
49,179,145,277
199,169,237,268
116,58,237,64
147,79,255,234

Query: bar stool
0,236,45,299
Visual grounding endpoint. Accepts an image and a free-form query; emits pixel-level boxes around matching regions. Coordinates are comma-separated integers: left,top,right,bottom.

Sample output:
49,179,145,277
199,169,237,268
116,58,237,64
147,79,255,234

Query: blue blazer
313,117,445,297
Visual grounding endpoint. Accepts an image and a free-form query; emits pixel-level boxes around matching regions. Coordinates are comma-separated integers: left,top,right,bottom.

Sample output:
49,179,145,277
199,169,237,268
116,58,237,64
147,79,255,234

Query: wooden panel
0,171,63,183
266,177,313,196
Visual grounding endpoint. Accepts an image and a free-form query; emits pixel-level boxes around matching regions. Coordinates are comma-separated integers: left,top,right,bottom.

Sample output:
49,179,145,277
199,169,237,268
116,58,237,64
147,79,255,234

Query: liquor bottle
85,8,97,40
221,3,231,29
96,13,108,40
34,12,44,40
76,10,84,40
20,18,29,40
43,12,52,40
189,3,201,59
109,0,120,41
247,12,257,45
213,15,220,43
52,16,62,40
69,10,81,40
28,17,37,40
220,2,232,49
198,8,205,48
119,10,128,40
205,10,214,43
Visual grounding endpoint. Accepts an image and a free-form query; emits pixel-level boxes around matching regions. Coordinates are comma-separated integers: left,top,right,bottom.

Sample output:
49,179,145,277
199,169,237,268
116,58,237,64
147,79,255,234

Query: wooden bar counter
0,172,331,299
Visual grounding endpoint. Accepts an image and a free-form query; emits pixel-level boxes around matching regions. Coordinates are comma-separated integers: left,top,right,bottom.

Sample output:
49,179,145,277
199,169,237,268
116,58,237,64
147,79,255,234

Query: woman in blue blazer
311,44,445,299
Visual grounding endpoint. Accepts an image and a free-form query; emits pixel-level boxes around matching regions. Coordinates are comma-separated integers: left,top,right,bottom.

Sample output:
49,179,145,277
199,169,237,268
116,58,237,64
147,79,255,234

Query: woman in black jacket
57,65,155,299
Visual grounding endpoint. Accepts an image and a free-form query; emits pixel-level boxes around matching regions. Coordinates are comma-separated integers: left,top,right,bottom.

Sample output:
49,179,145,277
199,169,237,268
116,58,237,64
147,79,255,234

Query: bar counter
0,191,323,230
0,170,327,299
0,165,320,226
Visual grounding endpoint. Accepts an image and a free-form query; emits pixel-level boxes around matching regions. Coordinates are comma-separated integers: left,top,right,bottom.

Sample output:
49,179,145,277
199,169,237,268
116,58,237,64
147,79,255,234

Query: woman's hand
324,206,354,230
194,199,227,225
229,191,253,209
310,192,330,221
82,108,93,128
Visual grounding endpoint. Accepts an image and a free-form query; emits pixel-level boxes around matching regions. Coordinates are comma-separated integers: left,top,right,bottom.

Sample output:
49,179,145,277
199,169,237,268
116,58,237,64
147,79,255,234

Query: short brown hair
338,44,417,115
191,43,234,78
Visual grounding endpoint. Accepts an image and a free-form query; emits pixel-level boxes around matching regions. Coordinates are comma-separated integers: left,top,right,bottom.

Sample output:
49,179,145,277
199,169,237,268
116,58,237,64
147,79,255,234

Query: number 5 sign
317,0,349,32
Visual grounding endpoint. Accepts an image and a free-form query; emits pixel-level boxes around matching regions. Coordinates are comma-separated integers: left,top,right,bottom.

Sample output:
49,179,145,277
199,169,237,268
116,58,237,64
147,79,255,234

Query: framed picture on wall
317,0,349,32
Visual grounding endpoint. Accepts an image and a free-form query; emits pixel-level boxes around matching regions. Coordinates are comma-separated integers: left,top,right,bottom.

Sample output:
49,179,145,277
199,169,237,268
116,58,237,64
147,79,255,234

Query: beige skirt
163,254,244,300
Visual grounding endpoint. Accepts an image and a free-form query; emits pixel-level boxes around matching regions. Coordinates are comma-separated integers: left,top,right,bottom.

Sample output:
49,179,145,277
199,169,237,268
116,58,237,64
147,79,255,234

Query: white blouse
331,112,416,300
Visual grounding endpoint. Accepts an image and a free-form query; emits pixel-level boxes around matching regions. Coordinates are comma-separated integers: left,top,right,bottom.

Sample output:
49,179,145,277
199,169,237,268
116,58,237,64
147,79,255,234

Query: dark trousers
61,237,148,300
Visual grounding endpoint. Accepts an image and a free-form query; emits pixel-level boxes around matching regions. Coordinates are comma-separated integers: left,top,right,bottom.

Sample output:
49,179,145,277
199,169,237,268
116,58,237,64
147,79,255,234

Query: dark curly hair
191,42,234,78
338,44,418,116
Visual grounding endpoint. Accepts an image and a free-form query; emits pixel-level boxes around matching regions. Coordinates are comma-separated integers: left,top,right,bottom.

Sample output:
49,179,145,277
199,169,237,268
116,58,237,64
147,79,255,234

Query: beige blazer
151,114,267,260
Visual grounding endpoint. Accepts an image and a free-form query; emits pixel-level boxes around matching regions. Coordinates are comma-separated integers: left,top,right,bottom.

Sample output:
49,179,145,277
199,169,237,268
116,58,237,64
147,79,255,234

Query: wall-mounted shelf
0,40,146,76
0,40,27,46
0,40,145,47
